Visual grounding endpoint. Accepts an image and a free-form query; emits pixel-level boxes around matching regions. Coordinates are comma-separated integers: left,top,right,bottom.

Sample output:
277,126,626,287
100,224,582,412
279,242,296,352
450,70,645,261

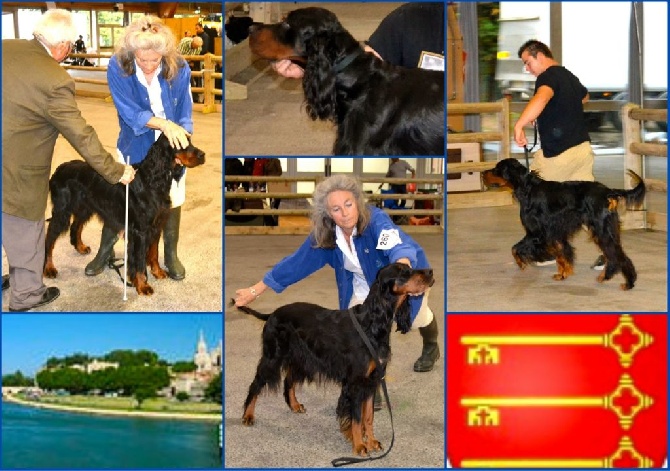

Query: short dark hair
518,39,553,59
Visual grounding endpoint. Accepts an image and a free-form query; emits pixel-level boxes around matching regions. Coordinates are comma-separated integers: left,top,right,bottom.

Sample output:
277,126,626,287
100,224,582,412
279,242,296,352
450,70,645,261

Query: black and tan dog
44,134,205,295
483,158,645,290
248,7,444,155
237,263,434,456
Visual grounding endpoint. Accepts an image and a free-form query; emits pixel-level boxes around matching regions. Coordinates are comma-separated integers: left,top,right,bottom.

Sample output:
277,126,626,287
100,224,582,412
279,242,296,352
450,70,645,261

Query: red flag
447,314,668,468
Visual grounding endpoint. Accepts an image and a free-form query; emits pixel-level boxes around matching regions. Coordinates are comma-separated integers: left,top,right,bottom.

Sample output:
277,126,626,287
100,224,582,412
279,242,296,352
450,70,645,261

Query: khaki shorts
530,141,595,182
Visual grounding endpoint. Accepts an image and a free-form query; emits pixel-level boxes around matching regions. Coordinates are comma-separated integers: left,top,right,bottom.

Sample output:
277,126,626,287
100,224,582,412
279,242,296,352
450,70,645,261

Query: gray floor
224,234,445,468
2,97,223,312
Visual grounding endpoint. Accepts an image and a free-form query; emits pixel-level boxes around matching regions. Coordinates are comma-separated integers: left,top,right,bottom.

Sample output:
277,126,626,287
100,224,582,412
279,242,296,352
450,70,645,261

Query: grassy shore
5,393,221,421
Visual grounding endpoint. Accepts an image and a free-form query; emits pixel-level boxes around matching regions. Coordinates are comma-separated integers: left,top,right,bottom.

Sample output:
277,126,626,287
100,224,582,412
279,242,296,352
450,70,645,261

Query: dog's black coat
237,263,434,455
44,134,205,295
482,158,645,290
249,7,444,155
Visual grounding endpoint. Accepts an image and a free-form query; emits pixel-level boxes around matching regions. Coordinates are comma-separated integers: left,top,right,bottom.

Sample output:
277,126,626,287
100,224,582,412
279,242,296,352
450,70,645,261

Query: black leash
523,121,538,169
108,258,133,287
331,311,395,467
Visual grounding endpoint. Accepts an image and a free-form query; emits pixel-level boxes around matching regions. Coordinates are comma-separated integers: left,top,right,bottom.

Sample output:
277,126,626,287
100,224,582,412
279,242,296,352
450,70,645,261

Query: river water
1,402,221,469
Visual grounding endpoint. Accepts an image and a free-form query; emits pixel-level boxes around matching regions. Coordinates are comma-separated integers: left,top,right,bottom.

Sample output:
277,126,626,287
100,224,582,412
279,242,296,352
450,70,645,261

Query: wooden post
499,98,510,160
201,54,217,113
447,4,464,131
248,2,281,23
621,103,646,230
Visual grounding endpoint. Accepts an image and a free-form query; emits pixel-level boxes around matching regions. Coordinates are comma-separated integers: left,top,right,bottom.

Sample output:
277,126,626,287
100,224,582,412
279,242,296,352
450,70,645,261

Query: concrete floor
224,234,445,468
2,97,223,312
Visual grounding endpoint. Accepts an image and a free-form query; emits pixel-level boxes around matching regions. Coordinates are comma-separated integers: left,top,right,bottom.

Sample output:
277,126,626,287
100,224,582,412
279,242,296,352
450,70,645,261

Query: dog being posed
248,7,444,155
44,134,205,295
237,263,434,456
482,158,645,290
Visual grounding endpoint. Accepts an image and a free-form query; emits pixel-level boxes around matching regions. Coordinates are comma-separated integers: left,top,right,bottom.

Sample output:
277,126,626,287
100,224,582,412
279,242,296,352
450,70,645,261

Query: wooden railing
65,52,222,113
225,175,444,235
621,103,667,231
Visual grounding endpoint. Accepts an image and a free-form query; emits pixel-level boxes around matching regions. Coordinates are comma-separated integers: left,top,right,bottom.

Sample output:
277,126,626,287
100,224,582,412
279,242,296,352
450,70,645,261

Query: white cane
123,156,130,301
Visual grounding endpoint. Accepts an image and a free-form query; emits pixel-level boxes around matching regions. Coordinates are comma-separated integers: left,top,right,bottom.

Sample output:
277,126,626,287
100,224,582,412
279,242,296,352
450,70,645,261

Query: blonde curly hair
310,174,371,248
114,15,183,81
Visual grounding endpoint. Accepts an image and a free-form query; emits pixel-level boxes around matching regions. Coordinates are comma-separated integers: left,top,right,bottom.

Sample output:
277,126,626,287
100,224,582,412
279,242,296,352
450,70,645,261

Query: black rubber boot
413,316,440,372
85,225,118,276
164,207,185,280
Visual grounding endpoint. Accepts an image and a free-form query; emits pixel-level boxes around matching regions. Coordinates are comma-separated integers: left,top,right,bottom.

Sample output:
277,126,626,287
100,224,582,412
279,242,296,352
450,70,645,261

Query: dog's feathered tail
608,170,646,208
236,304,271,321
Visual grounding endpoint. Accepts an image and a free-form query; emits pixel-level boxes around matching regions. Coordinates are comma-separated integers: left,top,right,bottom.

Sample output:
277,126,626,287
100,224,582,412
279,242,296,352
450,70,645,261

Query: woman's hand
271,59,305,79
234,282,267,307
396,257,412,267
160,119,191,149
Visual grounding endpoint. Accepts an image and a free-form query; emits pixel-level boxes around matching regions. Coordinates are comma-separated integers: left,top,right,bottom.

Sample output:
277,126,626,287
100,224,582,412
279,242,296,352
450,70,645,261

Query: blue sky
1,313,222,377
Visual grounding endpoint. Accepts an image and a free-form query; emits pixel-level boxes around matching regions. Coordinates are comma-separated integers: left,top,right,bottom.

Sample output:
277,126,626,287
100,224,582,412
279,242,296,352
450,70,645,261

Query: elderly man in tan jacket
2,9,135,311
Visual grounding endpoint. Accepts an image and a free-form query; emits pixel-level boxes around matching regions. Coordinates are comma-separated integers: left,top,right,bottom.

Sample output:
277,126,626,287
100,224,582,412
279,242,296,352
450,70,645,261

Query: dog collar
332,51,358,73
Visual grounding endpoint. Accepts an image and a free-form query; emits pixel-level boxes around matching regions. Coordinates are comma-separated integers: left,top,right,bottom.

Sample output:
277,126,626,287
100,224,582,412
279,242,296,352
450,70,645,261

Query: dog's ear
302,31,337,121
394,298,412,334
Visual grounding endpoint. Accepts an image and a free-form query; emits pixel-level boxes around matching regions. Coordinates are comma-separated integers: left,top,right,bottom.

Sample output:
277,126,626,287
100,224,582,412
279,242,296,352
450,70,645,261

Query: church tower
194,330,213,373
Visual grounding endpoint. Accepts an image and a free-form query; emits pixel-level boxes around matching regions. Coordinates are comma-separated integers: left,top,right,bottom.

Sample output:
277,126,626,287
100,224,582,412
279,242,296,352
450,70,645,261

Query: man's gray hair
33,9,77,46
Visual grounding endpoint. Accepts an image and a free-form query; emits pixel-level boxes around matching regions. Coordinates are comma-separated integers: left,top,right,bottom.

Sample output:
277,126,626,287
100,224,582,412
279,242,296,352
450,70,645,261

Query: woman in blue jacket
85,15,193,280
234,174,439,374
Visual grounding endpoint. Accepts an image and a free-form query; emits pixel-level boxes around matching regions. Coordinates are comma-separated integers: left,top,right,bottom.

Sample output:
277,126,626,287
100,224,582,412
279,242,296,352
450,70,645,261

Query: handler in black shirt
513,39,595,182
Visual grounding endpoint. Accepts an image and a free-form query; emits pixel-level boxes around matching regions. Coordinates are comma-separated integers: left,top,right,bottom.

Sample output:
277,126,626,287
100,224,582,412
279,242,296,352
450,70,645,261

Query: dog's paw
242,415,255,426
151,267,169,279
365,439,383,452
290,403,306,414
75,243,90,255
352,443,369,457
43,266,58,278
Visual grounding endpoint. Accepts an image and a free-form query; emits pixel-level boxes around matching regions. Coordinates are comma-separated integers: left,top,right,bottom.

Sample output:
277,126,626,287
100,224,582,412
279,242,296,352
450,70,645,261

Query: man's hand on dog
118,165,135,185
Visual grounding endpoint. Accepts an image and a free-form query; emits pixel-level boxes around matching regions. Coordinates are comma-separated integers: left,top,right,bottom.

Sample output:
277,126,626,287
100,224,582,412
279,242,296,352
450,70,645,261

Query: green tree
171,361,197,373
477,2,500,101
133,386,155,409
2,370,33,387
45,357,60,369
204,372,222,404
176,391,190,402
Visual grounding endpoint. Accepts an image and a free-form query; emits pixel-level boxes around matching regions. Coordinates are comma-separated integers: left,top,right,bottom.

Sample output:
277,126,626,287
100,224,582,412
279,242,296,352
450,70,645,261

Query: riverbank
3,394,221,422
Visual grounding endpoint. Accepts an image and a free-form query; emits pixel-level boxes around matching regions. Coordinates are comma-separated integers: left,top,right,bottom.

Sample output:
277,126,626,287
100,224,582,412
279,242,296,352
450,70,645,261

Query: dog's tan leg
147,238,168,279
132,273,154,295
512,248,527,270
553,255,574,281
44,238,58,278
362,395,382,451
351,418,368,456
285,383,305,413
242,395,258,426
73,222,90,255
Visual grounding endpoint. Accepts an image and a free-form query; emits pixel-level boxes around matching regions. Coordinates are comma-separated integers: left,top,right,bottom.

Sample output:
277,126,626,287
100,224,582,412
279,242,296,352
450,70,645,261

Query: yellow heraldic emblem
461,314,653,368
457,314,659,468
461,373,653,429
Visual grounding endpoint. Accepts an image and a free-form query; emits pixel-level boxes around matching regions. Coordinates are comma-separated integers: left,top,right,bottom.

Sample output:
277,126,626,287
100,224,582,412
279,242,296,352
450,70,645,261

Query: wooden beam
448,190,513,209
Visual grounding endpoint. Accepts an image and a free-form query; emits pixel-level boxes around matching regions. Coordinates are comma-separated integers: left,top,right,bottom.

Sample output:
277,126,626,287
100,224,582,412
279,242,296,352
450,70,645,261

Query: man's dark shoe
9,287,60,312
2,275,9,291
